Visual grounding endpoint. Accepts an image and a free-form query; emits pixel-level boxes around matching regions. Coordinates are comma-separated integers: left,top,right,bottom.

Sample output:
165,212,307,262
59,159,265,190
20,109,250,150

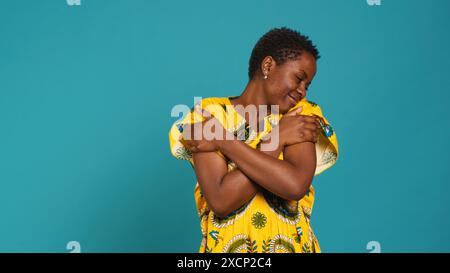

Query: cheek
272,86,294,110
284,78,299,92
275,73,296,88
271,76,292,92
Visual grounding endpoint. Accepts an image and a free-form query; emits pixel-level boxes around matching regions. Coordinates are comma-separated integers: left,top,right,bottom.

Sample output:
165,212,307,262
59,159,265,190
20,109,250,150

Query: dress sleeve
294,100,339,176
168,98,229,166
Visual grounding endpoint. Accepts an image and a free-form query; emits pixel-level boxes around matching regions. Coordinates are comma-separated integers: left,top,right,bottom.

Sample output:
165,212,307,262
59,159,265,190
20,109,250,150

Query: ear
260,56,276,76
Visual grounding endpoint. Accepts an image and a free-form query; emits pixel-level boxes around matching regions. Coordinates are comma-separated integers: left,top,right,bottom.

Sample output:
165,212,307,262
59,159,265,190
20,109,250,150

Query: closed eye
296,76,305,83
296,76,311,90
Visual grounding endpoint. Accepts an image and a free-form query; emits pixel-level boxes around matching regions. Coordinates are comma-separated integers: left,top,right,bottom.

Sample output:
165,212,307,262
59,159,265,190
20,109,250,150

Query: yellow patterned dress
168,97,338,253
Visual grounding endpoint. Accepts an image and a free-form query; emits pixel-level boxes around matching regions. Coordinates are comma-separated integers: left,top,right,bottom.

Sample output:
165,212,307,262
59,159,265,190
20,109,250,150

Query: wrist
214,138,224,150
215,138,238,152
259,130,285,152
273,130,287,148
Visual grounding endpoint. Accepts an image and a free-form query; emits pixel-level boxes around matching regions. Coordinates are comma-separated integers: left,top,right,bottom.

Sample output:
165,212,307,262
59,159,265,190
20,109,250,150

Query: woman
169,27,338,253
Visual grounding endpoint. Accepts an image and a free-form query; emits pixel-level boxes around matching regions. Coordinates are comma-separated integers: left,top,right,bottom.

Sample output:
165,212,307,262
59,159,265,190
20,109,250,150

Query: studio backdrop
0,0,449,252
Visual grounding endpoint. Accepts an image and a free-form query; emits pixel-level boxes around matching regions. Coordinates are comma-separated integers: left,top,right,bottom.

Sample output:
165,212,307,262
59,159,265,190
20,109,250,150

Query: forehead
278,52,317,76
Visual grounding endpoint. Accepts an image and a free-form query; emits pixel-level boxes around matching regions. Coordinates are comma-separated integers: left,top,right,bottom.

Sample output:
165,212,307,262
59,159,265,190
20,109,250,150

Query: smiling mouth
288,93,301,104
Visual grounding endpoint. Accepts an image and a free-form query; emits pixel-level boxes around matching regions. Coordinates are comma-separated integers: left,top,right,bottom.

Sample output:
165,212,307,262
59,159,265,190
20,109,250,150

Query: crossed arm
192,135,285,217
185,107,321,217
192,136,316,217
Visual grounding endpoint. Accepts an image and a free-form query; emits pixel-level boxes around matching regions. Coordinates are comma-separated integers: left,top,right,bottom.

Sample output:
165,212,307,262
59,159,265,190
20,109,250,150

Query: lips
288,93,301,104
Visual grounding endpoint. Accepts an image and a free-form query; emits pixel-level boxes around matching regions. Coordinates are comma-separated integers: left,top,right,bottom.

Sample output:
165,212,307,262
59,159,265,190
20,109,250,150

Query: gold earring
263,71,268,79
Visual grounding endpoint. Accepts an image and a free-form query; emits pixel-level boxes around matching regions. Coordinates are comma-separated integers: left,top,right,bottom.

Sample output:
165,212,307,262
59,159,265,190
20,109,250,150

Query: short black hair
248,27,320,79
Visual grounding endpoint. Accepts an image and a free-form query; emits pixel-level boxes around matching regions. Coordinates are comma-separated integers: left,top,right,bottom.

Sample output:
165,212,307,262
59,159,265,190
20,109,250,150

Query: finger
296,116,320,130
315,120,322,129
189,146,199,153
285,106,303,117
316,127,323,135
298,115,319,124
305,131,317,143
301,122,320,131
181,138,194,148
312,114,325,126
306,118,321,130
306,117,322,130
184,140,199,153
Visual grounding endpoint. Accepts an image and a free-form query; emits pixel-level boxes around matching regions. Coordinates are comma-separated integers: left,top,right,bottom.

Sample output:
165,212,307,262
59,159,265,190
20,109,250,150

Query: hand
180,132,219,153
277,107,322,147
180,106,233,153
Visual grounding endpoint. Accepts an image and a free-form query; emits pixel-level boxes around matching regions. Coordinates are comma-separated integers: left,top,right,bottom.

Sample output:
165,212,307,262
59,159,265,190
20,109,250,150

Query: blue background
1,0,449,252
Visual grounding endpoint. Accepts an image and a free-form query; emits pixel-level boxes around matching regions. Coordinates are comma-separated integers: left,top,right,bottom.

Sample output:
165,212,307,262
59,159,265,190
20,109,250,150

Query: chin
279,98,295,114
267,97,291,114
278,104,291,114
280,108,291,114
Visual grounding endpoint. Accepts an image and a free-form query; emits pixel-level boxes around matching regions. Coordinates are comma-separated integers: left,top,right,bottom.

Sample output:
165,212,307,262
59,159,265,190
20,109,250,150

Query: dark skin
183,52,320,217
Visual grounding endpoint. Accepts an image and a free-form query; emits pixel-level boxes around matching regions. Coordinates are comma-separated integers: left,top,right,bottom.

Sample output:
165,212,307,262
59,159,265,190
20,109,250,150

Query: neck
230,79,270,122
229,79,272,134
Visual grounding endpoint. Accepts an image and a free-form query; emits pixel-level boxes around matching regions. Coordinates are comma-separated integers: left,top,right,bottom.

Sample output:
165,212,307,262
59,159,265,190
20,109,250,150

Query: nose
296,82,307,98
